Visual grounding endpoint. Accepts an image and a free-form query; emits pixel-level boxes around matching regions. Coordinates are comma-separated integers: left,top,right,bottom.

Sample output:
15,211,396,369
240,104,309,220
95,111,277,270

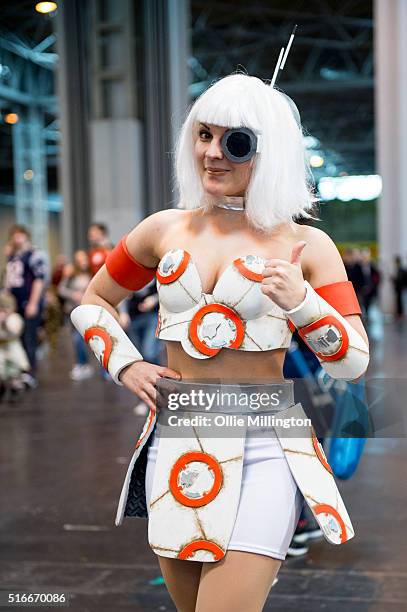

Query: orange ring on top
84,326,113,370
156,250,190,284
178,540,225,561
298,315,349,361
234,257,264,282
169,451,223,507
314,503,347,543
189,303,245,357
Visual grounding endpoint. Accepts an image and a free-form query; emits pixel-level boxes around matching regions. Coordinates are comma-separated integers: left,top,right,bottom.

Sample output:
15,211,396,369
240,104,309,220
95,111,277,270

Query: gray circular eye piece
221,128,258,163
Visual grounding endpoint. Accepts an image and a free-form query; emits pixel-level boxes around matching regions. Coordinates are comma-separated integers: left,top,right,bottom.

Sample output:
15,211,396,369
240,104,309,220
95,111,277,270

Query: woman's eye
199,130,211,140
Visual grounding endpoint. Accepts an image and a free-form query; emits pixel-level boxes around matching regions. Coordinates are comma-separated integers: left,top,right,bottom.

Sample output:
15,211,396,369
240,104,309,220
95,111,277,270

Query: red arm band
314,281,362,316
105,236,157,291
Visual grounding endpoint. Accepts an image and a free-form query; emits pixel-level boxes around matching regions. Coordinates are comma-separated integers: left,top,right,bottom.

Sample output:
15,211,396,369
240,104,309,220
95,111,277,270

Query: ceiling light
35,2,58,14
5,113,19,124
310,154,324,168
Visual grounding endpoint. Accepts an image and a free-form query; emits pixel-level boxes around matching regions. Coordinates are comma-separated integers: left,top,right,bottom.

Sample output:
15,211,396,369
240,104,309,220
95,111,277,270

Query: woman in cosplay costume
71,56,369,612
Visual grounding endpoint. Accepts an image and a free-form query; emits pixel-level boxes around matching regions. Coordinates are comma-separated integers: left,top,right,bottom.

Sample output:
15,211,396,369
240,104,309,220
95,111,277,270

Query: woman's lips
205,168,229,176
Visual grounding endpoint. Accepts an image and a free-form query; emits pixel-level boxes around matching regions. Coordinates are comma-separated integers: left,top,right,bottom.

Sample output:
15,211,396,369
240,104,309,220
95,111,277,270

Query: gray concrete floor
0,308,406,611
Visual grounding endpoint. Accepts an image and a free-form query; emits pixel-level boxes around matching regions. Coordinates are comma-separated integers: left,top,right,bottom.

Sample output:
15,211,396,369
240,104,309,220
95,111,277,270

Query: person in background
392,255,406,320
58,250,93,381
359,248,380,321
87,223,112,276
51,254,68,288
0,290,30,401
0,242,13,287
343,248,365,303
43,287,63,354
127,279,163,414
128,279,162,365
51,254,68,320
4,225,48,387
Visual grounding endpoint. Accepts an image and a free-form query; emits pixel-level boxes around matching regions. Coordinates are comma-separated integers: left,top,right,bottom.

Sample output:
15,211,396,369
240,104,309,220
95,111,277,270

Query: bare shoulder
294,224,348,287
295,224,336,249
125,208,189,267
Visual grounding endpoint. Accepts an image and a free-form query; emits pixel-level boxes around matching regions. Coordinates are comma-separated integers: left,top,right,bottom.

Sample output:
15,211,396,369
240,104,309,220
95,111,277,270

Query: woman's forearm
81,289,121,323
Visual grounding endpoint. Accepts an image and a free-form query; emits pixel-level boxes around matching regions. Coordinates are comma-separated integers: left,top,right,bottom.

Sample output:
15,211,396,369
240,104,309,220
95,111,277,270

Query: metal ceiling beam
0,83,56,107
0,31,57,69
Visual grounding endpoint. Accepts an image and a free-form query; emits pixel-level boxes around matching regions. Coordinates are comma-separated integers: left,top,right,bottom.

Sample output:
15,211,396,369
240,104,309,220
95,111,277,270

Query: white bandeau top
155,248,293,360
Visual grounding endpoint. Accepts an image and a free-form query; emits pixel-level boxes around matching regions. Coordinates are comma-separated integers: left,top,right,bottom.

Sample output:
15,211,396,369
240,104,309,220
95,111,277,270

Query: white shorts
145,426,304,561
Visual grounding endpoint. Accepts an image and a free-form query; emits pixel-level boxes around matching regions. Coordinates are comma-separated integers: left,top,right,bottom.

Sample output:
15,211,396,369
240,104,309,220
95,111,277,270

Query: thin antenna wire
270,47,285,88
280,24,297,70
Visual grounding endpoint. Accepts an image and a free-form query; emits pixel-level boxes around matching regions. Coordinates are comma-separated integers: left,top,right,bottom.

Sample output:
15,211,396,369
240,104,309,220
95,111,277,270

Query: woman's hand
261,241,307,311
119,361,181,412
139,295,158,312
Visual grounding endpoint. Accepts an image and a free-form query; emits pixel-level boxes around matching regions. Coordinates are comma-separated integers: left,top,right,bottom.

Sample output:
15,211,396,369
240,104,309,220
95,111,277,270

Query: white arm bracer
70,304,143,385
284,281,369,381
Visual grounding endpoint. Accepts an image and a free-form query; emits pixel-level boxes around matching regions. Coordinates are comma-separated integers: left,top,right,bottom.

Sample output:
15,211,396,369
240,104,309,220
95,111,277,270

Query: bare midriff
165,341,287,383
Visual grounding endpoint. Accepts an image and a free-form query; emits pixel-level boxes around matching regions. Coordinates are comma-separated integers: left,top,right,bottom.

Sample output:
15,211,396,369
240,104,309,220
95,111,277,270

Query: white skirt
145,425,304,561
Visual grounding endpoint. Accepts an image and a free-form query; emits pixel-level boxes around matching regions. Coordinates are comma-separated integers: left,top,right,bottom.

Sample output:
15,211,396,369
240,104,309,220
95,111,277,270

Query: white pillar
374,0,407,313
168,0,190,150
90,119,145,238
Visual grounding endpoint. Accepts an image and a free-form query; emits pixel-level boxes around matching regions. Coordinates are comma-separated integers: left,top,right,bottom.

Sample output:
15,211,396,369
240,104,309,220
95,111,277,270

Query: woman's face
194,123,253,198
74,250,89,271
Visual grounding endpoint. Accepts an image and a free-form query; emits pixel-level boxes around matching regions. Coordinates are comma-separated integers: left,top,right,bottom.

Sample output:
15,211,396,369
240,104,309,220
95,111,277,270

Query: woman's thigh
157,555,203,612
196,550,281,612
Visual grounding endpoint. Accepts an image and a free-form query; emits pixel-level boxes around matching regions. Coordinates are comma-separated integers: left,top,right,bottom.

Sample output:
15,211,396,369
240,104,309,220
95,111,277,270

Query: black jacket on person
127,280,159,319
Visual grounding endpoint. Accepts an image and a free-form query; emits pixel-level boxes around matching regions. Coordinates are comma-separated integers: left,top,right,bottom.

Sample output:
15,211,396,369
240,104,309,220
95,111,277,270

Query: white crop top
155,249,293,360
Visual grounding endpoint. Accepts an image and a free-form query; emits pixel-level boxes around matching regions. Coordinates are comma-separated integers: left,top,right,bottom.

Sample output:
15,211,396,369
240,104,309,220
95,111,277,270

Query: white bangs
174,74,317,232
194,77,263,132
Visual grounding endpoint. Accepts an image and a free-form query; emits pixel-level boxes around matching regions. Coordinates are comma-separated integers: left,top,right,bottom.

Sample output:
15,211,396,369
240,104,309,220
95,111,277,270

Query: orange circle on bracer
299,315,349,362
189,303,245,357
156,250,190,284
234,257,264,282
178,540,225,561
84,326,113,370
169,451,223,507
314,503,347,543
311,428,333,475
135,409,155,449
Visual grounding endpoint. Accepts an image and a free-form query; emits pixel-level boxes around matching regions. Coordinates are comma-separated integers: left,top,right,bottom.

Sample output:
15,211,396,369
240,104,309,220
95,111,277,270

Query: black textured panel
123,434,153,519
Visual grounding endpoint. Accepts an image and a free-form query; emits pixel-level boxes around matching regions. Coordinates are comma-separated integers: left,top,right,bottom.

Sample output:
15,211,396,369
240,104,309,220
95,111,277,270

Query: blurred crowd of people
0,223,406,404
0,222,162,402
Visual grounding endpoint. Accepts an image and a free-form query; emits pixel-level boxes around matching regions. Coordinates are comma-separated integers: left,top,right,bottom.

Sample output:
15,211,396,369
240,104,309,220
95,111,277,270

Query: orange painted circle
189,303,245,357
178,540,225,561
311,428,333,475
234,257,264,282
84,326,113,370
156,250,190,284
299,315,349,362
314,503,347,543
135,409,155,449
169,451,223,507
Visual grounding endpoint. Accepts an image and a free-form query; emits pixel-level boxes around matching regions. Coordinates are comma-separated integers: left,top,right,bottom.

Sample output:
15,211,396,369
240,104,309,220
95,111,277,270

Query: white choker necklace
214,196,245,211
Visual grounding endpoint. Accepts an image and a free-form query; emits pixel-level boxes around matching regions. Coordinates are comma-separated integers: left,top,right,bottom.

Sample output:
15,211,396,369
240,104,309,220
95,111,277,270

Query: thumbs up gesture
261,241,307,311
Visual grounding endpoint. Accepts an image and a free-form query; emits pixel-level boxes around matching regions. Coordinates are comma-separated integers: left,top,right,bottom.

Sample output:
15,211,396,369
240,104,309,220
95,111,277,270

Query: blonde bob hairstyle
175,73,318,232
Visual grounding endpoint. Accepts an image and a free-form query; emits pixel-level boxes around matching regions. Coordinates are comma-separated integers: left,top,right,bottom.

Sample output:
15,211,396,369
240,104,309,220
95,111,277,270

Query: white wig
174,73,317,232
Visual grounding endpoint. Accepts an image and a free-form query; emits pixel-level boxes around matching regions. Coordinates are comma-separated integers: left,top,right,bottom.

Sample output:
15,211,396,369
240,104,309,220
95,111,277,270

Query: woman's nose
205,138,223,159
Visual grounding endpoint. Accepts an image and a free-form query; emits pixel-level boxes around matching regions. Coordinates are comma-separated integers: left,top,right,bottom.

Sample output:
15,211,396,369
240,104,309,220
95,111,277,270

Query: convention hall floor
1,308,406,611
